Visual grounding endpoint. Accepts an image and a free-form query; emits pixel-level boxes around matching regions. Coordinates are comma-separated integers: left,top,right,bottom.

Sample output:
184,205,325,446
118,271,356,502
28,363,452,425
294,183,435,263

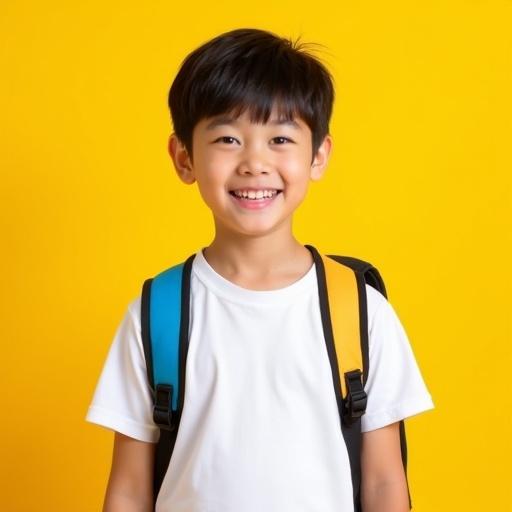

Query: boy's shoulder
126,295,142,327
364,282,389,323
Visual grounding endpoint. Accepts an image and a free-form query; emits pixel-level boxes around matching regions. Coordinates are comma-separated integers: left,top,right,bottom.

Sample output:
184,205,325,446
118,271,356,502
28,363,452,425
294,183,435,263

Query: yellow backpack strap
305,244,368,427
320,253,368,423
305,244,371,512
305,244,367,510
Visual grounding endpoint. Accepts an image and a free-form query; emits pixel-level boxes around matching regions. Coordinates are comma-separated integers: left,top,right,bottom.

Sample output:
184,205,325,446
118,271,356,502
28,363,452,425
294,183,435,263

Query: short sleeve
361,285,434,433
85,296,160,443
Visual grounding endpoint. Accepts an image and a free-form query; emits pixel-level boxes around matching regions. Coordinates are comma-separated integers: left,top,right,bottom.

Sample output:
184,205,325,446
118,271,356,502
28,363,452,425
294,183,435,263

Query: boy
86,27,434,512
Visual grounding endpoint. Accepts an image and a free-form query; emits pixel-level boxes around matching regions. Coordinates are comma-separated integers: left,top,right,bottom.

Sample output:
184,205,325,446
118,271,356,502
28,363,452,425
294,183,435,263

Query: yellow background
2,1,511,510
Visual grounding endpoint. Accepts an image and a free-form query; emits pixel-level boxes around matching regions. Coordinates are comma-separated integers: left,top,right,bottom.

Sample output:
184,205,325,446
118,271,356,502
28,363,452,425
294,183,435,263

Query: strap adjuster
343,369,367,424
153,383,176,431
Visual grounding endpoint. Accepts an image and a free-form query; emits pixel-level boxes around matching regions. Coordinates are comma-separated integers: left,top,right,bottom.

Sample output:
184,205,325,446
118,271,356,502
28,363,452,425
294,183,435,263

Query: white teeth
233,189,278,199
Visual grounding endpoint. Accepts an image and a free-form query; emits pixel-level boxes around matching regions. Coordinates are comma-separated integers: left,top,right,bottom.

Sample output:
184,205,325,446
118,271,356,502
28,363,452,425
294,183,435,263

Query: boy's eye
214,136,238,144
271,136,293,144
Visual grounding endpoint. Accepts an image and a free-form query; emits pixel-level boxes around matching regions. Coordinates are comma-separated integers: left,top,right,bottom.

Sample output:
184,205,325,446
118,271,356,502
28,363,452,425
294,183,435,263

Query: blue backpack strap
140,253,196,509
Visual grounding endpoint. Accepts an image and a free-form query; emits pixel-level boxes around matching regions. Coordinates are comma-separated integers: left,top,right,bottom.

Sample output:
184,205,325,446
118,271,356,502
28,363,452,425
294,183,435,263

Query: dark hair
168,28,335,164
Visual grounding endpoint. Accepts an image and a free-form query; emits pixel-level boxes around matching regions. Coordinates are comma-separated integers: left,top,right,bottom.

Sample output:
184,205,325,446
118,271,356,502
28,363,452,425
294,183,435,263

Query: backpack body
140,244,410,511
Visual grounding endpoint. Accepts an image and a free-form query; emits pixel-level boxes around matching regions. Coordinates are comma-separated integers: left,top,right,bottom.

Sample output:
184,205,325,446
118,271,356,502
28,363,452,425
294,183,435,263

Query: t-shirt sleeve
85,296,160,443
361,285,434,433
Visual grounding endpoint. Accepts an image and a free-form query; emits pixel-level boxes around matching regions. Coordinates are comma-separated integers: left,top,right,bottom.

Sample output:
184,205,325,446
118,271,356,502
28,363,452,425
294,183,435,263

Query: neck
202,226,313,281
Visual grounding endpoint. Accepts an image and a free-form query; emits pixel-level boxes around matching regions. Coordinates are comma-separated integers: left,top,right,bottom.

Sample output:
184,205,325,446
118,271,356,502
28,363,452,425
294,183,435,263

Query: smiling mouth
228,190,283,210
228,190,283,199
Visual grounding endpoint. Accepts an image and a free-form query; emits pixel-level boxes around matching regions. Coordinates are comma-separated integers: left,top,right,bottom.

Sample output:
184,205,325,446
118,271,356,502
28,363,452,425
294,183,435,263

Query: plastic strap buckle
153,383,176,431
343,369,367,423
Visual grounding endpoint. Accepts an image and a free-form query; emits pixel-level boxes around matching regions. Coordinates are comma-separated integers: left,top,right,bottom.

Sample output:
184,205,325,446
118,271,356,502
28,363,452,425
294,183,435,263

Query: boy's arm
102,432,156,512
360,422,410,512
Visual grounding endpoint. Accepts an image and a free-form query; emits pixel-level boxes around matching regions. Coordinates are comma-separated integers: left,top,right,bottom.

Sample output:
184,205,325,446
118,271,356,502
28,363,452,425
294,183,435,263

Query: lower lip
229,192,281,210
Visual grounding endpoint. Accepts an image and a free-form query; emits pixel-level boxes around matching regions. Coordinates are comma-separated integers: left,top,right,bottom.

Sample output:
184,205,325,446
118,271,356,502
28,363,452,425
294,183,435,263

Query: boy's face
168,105,332,240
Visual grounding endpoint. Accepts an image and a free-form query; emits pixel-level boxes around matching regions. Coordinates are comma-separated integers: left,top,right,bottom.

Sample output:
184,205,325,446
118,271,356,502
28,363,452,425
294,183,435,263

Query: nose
236,144,271,175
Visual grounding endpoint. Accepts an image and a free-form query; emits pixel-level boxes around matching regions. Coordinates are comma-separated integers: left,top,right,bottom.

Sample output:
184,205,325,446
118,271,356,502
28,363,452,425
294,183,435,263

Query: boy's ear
168,133,195,185
310,134,333,181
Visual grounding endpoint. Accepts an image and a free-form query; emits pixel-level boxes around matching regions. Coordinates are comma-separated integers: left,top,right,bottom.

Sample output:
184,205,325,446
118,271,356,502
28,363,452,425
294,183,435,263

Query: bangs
188,48,317,125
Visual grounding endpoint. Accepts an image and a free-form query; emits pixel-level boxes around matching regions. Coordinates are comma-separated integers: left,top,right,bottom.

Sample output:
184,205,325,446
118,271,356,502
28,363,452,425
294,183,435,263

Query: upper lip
229,187,282,191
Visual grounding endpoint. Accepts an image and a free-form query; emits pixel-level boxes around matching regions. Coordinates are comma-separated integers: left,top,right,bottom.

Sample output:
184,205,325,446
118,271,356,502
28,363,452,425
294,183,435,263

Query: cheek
199,148,234,173
279,158,310,184
193,154,232,202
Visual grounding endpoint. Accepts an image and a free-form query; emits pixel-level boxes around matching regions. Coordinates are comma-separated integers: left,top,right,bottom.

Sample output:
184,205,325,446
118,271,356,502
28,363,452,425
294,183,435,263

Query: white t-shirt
86,248,434,512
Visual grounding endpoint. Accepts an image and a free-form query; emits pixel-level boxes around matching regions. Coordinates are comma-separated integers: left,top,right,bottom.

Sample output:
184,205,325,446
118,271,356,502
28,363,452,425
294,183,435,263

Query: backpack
140,244,410,511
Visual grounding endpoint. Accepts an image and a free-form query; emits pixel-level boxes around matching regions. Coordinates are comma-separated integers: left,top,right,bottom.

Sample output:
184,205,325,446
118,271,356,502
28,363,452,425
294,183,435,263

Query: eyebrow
205,116,301,131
